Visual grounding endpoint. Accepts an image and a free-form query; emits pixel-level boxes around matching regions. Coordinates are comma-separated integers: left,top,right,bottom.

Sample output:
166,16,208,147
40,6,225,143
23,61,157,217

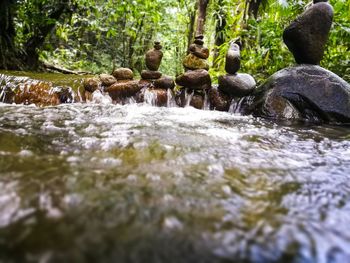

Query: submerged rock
283,2,333,65
189,94,205,109
137,88,168,107
218,73,256,97
208,87,232,111
112,68,134,80
245,65,350,123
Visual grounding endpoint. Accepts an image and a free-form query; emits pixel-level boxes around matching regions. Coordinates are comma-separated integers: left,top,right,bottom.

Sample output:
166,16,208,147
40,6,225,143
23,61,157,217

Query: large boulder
154,76,175,90
244,65,350,123
175,69,211,89
282,2,333,65
105,80,141,101
208,87,232,112
218,73,256,97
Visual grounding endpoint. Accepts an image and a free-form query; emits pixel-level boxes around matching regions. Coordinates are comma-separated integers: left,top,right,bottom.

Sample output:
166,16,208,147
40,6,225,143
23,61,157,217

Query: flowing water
1,72,350,263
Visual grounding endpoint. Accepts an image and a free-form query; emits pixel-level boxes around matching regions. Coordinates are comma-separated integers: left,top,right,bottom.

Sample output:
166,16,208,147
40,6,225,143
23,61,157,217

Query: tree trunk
195,0,210,36
186,1,198,54
24,1,72,70
212,0,226,69
247,0,263,19
0,0,21,70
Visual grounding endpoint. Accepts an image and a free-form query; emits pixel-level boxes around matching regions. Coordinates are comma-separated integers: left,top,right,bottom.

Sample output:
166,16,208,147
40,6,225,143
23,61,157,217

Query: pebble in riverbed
175,35,212,109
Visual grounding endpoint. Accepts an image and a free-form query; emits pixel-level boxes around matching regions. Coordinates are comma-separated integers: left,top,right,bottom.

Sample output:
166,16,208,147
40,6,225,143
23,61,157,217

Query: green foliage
5,0,350,83
209,0,350,84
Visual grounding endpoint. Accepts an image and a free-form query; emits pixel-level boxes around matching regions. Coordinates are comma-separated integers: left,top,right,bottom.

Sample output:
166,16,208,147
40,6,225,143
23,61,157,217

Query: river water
1,72,350,263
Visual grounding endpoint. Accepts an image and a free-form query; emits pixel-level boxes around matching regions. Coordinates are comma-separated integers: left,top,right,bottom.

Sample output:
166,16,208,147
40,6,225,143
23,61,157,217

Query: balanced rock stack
210,42,256,111
105,68,140,103
141,41,163,82
138,41,175,106
244,0,350,123
175,35,211,109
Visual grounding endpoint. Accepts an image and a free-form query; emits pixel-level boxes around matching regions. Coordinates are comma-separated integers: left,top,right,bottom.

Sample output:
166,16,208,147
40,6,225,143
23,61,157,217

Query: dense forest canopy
0,0,349,83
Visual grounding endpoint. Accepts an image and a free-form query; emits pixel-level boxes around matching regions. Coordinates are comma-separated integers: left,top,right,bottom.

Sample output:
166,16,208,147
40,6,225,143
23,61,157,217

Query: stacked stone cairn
244,0,350,123
105,68,140,104
209,41,256,111
82,68,140,103
137,41,175,106
175,35,211,109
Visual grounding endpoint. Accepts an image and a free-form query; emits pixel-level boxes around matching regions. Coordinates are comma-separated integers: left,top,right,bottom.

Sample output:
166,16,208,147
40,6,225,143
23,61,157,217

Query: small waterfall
184,89,194,107
143,88,157,106
202,91,210,110
167,89,177,107
91,90,113,104
0,73,78,105
124,96,136,104
229,97,245,114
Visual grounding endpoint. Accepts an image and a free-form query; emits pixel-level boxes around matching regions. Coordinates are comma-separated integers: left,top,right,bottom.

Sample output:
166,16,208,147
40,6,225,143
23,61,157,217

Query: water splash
167,89,177,107
203,90,210,110
184,88,194,107
228,97,244,114
144,88,158,106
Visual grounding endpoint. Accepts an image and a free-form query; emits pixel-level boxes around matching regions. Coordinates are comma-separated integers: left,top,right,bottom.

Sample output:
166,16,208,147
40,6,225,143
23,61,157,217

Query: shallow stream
1,72,350,263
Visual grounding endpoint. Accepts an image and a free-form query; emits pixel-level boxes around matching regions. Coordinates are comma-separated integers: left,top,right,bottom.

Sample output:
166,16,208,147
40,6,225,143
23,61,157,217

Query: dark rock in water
225,42,241,74
189,44,209,59
112,68,134,80
283,2,333,65
52,86,75,103
218,73,256,97
105,80,141,100
190,94,204,109
145,42,163,71
154,76,175,90
0,86,15,103
83,78,100,92
245,65,350,123
183,53,209,70
208,87,232,112
141,70,162,80
175,69,211,89
138,79,153,90
99,74,117,87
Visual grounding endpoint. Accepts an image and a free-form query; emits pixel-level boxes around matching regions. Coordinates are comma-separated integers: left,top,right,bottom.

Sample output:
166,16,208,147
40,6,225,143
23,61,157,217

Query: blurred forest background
0,0,349,83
